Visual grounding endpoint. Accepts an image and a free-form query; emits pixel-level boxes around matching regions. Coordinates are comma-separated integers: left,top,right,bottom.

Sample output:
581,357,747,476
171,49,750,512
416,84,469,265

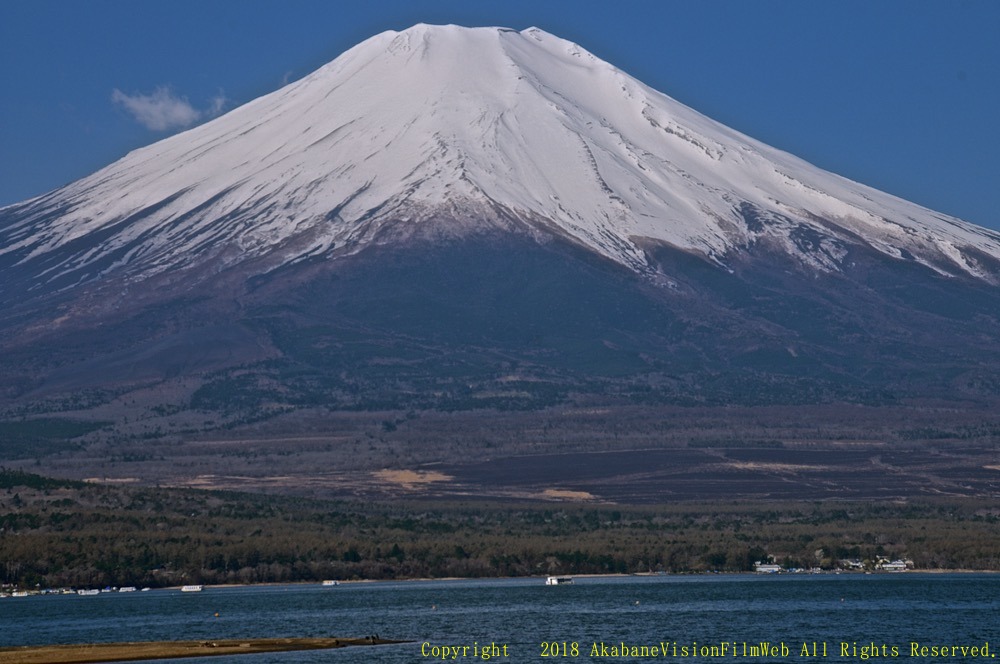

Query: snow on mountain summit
3,24,1000,288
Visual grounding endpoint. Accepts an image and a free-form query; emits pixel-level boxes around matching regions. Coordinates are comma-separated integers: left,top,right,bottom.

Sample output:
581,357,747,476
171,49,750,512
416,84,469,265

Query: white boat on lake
180,585,203,592
545,576,573,585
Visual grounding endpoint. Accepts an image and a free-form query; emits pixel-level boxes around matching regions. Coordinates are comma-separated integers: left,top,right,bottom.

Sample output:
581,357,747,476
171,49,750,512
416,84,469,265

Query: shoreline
4,569,997,597
158,568,999,590
131,569,1000,594
0,637,405,664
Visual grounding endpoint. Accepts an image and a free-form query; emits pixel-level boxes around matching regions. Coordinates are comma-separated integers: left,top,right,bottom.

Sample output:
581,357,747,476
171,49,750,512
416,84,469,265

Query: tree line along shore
1,470,998,589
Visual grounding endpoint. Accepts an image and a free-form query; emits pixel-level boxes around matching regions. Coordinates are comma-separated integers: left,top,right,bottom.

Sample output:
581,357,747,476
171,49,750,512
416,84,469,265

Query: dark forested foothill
1,470,998,589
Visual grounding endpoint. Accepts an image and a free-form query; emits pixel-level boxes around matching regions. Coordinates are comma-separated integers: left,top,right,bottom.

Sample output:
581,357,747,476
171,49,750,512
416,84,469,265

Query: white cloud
111,86,201,131
207,90,228,117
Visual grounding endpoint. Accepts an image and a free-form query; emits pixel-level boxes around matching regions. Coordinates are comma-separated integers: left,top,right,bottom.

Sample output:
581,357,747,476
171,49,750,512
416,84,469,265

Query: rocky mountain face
1,25,999,434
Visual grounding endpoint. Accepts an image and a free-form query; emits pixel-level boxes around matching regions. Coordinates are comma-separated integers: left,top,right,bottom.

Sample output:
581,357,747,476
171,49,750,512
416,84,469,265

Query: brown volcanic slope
17,403,999,504
154,446,1000,504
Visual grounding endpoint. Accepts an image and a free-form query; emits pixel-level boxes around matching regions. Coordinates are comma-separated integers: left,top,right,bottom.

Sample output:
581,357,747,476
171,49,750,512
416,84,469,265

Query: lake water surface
2,574,997,662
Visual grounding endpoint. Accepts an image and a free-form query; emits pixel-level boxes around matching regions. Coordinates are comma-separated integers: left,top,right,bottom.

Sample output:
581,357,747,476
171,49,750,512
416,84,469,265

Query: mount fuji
2,25,999,430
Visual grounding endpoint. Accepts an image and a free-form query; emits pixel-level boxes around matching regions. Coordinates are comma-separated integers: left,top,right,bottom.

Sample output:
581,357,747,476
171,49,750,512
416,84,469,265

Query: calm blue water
1,575,998,662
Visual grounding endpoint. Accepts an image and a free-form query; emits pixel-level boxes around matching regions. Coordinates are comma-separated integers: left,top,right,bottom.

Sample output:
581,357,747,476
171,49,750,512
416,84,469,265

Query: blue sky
2,0,998,231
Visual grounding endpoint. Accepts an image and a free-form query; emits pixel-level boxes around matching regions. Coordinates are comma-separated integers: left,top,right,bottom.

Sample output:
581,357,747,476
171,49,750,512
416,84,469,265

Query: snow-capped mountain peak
3,24,999,291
